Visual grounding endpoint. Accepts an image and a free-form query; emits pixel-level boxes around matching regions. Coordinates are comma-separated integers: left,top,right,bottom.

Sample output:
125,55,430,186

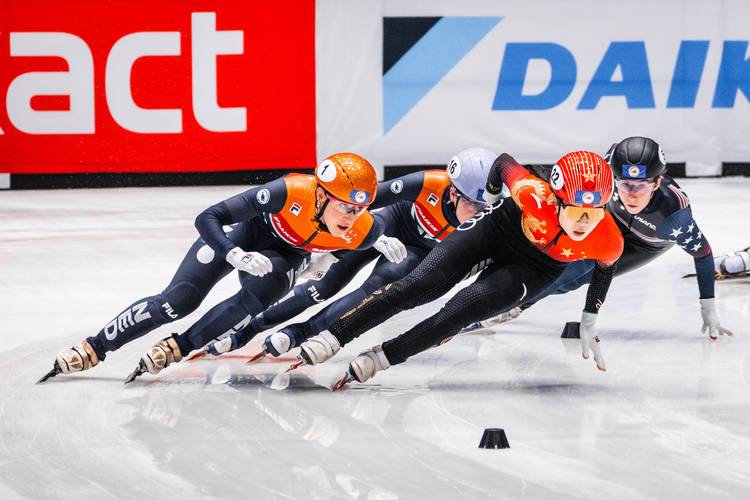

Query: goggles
457,192,487,213
559,203,605,224
616,178,657,193
325,193,367,216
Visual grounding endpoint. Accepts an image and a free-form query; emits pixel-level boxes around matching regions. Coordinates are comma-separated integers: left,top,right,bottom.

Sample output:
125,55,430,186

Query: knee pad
238,286,268,314
300,281,335,304
384,249,453,309
363,263,412,294
383,271,445,311
161,281,205,318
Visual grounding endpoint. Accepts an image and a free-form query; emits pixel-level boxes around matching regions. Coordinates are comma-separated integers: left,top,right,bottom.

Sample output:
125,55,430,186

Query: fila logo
162,302,178,319
307,285,324,303
426,193,439,206
103,301,152,340
289,202,302,216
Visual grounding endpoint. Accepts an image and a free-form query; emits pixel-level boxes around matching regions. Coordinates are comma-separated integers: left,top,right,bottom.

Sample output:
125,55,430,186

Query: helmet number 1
316,160,337,182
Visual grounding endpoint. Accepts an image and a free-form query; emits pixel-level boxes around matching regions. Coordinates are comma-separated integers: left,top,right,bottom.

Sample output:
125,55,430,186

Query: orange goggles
560,204,605,223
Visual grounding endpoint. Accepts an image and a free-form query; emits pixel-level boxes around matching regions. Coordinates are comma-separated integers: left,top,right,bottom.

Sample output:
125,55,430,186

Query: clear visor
456,192,487,213
616,178,657,193
324,193,367,216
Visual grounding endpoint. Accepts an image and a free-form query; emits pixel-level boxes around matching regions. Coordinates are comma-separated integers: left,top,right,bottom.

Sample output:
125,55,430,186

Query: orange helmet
550,151,614,208
315,152,377,206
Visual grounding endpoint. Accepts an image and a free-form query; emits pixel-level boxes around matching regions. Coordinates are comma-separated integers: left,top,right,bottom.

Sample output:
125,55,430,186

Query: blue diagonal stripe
383,16,502,133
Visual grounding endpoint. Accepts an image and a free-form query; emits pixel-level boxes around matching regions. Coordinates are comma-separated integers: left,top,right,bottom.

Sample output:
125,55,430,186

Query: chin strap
314,187,331,233
545,196,566,246
442,188,461,227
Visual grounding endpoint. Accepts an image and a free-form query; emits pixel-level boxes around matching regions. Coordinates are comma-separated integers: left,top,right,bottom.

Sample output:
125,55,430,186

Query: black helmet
606,136,667,180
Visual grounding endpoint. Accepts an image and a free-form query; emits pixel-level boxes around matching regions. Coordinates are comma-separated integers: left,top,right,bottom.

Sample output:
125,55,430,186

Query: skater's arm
486,153,528,197
348,215,386,252
660,207,714,298
584,217,624,313
583,262,617,314
195,178,287,256
371,171,427,209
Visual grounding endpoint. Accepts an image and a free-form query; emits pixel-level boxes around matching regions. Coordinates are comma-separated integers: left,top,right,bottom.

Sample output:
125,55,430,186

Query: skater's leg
305,246,427,337
382,264,558,365
328,220,496,347
86,237,233,358
248,249,377,337
173,250,306,354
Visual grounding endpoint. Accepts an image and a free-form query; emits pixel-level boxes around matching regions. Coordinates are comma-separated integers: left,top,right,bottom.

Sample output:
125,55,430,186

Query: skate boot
38,340,101,383
349,345,390,383
142,335,183,374
715,247,750,279
124,335,183,383
334,345,390,390
461,306,522,333
298,330,341,365
265,323,310,356
58,340,100,373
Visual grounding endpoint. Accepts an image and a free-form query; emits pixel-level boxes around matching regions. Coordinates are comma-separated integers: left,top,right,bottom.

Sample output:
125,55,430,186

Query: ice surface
1,179,749,499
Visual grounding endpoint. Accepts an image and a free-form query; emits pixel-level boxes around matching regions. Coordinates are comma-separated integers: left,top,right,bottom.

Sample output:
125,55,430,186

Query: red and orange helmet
550,151,614,208
315,152,377,206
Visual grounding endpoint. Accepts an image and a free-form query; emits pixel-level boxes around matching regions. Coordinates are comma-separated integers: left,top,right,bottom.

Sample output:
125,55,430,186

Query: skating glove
300,252,339,280
580,311,606,371
699,298,734,340
373,235,407,264
226,247,273,276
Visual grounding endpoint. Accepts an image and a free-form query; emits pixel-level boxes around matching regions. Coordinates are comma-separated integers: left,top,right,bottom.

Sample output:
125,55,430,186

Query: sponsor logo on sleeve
256,188,270,204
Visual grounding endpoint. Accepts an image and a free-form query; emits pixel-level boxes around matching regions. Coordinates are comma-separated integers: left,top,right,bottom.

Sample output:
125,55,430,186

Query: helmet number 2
550,165,564,190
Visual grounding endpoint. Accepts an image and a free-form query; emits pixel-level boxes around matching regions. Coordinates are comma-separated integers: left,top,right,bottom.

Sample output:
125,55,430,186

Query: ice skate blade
332,373,352,391
186,350,208,362
245,350,266,364
37,362,61,384
282,359,305,374
124,361,147,384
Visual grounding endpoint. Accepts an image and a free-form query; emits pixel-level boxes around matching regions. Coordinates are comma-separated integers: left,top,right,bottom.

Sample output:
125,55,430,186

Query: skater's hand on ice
300,252,339,281
580,311,606,371
700,298,734,340
226,248,273,276
374,235,407,264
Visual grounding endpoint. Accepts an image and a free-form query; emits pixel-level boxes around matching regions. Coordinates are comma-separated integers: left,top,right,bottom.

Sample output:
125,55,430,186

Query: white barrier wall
316,0,750,176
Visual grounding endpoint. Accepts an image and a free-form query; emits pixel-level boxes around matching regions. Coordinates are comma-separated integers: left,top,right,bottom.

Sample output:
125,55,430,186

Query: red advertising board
0,0,316,173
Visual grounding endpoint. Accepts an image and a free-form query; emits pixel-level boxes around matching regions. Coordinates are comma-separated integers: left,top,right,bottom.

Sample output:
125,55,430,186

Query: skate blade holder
478,428,510,449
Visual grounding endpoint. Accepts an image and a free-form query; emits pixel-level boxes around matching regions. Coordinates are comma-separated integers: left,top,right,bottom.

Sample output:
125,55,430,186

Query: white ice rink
1,179,749,499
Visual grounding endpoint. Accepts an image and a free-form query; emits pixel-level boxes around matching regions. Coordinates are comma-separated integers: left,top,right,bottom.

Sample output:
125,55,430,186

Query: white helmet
447,147,498,203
